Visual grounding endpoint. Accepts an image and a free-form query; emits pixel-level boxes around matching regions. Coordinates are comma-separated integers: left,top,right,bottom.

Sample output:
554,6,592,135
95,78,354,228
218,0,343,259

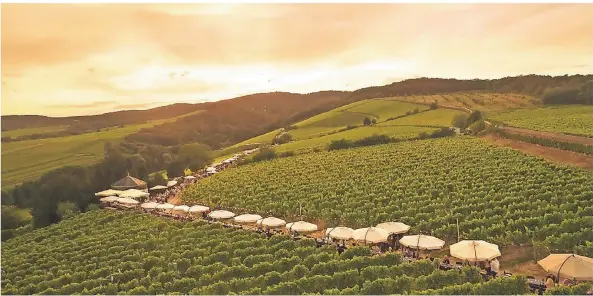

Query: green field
1,113,200,188
1,210,532,295
2,125,67,139
487,105,593,137
183,137,593,253
345,100,429,121
287,127,345,140
294,99,427,129
275,126,438,154
378,109,465,127
230,129,281,148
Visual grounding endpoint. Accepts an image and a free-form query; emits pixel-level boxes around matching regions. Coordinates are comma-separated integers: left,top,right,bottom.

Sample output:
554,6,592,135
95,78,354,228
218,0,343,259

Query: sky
1,3,592,117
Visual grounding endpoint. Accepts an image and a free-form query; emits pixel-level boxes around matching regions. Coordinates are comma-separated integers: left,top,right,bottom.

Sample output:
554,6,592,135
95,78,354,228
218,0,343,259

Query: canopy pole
556,254,575,283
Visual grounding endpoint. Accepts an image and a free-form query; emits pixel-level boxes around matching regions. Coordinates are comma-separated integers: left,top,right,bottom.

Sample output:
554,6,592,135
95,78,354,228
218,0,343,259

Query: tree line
1,141,212,231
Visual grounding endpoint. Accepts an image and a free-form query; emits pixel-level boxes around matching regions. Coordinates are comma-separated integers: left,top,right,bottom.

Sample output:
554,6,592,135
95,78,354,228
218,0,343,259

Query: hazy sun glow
2,3,592,116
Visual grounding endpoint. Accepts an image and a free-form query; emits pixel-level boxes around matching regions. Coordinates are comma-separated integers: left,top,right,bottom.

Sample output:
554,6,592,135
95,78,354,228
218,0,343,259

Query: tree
371,119,377,125
467,111,482,126
148,173,167,188
451,114,469,129
162,153,173,166
363,117,372,126
167,160,185,179
430,102,438,110
1,206,32,230
272,133,293,145
178,143,212,172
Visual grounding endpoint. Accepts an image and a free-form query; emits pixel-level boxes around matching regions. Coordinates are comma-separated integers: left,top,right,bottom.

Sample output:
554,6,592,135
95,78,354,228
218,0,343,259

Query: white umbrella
450,240,501,261
99,196,119,202
258,217,286,228
325,227,354,240
156,203,175,210
173,205,190,212
149,185,167,191
400,234,445,250
119,189,149,199
286,221,318,233
184,176,196,180
206,167,216,172
234,214,263,224
95,189,123,197
538,254,593,281
166,180,178,187
209,210,236,220
116,197,139,205
376,222,411,234
353,227,390,244
189,205,210,213
141,202,159,209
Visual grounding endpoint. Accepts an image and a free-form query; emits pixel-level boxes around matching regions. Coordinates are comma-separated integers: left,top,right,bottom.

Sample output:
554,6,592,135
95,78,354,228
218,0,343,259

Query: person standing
490,258,500,277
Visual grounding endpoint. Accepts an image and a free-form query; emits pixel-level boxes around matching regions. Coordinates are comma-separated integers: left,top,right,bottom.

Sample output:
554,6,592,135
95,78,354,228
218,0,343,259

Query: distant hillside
125,91,351,149
1,103,203,131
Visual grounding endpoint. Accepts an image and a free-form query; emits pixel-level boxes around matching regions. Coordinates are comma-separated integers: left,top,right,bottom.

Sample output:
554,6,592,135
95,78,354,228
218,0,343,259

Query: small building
111,174,148,192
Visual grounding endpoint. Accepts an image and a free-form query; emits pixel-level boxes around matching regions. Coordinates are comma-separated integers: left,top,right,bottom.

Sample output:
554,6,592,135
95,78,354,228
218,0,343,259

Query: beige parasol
538,254,593,281
450,240,501,261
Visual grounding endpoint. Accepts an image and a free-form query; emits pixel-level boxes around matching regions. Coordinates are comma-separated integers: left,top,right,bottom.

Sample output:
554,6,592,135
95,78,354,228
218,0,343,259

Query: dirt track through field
496,126,593,145
482,134,593,170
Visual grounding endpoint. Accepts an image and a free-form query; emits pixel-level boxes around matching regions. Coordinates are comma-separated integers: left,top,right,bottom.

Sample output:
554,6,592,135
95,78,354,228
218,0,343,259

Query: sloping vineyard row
182,138,593,252
1,211,529,295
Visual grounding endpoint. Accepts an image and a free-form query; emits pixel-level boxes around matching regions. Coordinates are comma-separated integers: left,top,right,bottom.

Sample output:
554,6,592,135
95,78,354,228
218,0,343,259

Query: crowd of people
150,158,237,203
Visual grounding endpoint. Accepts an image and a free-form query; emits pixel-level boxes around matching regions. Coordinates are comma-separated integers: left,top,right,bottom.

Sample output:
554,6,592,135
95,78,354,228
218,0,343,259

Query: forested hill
346,74,593,102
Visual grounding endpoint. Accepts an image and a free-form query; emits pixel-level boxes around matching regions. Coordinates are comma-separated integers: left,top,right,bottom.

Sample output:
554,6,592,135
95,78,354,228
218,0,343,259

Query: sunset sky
2,3,592,117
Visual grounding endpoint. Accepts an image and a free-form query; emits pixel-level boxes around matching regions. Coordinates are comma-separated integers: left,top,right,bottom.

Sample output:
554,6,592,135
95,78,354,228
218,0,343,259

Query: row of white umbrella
95,188,149,199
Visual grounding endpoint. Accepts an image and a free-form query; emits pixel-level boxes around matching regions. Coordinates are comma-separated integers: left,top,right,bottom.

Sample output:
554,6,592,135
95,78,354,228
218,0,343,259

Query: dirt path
483,134,593,170
497,126,593,146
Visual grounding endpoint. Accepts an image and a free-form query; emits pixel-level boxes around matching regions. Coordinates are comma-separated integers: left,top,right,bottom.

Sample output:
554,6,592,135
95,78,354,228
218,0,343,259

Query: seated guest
546,274,555,289
442,255,450,265
490,257,500,277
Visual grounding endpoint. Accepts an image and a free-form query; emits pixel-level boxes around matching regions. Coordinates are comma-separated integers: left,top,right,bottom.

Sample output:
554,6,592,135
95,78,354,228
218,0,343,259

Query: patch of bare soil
167,194,181,205
483,134,593,170
500,245,548,279
500,126,593,146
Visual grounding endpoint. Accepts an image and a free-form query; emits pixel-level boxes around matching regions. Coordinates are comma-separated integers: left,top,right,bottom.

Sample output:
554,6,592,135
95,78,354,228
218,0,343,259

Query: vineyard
381,92,537,112
183,137,593,254
1,210,530,295
275,126,437,154
487,105,593,137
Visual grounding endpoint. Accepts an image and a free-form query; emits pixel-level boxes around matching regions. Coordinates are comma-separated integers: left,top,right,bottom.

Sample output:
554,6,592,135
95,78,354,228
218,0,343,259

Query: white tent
141,202,159,209
95,189,123,197
223,159,232,164
189,205,210,213
119,189,149,199
538,254,593,281
184,176,196,180
450,240,501,261
353,227,390,244
286,221,318,233
116,197,139,205
156,203,175,210
258,217,286,228
173,205,190,212
206,167,217,172
325,227,354,240
209,210,236,220
99,196,119,202
400,234,445,250
234,214,263,224
149,185,167,191
376,222,411,234
166,180,178,187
